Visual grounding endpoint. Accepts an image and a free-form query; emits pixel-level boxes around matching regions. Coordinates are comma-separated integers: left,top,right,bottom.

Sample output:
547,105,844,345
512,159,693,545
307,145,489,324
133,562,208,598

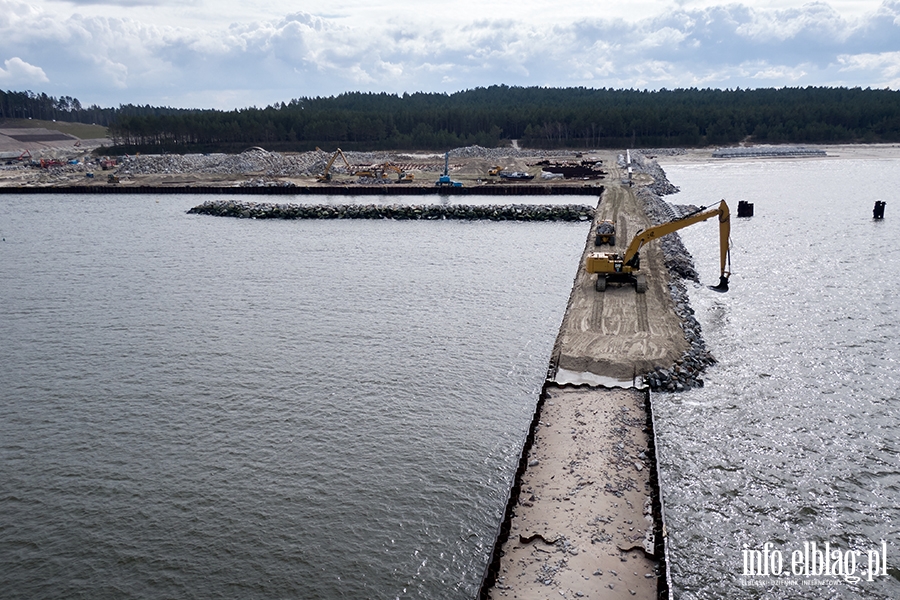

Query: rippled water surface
656,154,900,599
0,194,588,599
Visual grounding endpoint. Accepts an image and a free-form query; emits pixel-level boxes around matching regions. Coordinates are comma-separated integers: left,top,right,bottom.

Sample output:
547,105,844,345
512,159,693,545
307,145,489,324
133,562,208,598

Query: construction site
3,119,726,600
0,120,615,190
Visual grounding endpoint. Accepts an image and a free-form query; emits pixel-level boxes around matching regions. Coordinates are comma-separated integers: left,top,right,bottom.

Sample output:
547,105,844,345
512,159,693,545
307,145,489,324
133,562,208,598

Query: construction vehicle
435,152,462,187
17,150,32,162
594,220,616,246
101,158,117,170
353,166,384,179
488,165,504,176
107,174,120,184
498,170,534,180
383,164,414,182
586,200,731,293
316,148,352,182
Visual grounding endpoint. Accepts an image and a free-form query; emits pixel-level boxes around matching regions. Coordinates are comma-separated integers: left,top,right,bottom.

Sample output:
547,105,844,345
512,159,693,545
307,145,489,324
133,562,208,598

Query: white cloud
743,62,809,81
838,50,900,80
0,0,898,108
0,57,49,84
734,3,848,43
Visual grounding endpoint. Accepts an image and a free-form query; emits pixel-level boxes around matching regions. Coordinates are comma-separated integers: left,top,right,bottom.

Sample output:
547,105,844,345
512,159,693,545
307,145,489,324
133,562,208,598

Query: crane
435,152,462,187
586,200,731,293
317,148,352,182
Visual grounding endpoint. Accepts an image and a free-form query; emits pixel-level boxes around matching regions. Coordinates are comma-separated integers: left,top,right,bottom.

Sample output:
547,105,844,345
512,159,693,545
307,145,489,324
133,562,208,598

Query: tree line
4,86,900,151
0,89,199,129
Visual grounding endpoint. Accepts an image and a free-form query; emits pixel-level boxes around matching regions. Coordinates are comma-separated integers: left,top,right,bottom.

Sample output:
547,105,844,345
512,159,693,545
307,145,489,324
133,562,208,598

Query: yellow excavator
586,200,731,293
316,148,352,182
383,164,414,182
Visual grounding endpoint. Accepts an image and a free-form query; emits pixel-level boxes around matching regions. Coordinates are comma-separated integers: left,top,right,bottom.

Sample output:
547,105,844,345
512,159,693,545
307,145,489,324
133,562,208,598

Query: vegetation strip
6,87,900,153
186,200,595,221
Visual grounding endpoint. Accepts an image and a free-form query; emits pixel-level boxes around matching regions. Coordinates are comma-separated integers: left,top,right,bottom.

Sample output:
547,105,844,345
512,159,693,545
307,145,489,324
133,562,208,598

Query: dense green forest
4,86,900,152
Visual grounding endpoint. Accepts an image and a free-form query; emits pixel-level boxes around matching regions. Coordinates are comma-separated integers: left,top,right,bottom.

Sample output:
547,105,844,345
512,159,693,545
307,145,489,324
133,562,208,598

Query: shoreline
6,142,899,192
0,183,602,195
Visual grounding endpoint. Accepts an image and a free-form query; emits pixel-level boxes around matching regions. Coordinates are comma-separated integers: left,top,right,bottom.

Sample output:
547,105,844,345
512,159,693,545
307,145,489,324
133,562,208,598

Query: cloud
838,50,900,87
0,0,898,108
0,57,49,84
61,0,194,5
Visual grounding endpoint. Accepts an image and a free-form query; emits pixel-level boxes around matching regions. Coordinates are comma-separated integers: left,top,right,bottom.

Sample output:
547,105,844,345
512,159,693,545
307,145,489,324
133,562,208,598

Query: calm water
656,154,900,599
5,155,900,600
0,194,588,599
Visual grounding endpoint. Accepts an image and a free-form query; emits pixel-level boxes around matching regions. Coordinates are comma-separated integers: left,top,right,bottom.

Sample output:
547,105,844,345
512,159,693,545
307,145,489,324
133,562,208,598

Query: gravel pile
447,145,558,159
118,149,329,177
113,145,574,179
112,145,600,179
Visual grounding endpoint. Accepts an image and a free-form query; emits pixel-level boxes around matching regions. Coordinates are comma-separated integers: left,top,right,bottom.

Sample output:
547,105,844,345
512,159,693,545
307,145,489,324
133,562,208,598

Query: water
6,156,900,599
0,194,589,599
655,153,900,599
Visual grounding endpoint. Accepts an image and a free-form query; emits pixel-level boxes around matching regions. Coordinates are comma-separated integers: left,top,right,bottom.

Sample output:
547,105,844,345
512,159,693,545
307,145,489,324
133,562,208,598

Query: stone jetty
635,187,717,393
186,200,595,221
712,145,826,158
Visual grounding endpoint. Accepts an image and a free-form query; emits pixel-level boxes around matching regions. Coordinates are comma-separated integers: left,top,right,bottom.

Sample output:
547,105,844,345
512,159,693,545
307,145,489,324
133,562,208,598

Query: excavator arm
625,200,730,288
317,148,352,181
587,200,731,292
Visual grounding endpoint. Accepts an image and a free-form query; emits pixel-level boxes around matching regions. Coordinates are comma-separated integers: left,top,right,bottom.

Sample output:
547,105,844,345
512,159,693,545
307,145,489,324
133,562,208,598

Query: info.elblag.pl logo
741,541,889,585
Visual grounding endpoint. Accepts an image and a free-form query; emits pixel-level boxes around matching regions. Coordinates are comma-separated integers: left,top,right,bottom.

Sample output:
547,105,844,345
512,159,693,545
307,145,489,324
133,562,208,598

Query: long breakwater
186,200,595,221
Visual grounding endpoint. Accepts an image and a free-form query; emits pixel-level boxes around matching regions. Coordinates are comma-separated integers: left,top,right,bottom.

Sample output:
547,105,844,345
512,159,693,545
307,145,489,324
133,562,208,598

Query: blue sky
1,0,898,109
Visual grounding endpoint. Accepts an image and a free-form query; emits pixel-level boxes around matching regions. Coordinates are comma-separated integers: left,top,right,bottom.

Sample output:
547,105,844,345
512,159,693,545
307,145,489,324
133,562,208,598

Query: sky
0,0,899,110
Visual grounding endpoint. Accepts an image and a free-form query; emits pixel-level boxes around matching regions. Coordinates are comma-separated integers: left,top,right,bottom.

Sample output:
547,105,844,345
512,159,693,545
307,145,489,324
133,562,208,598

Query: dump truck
586,200,731,293
594,220,616,246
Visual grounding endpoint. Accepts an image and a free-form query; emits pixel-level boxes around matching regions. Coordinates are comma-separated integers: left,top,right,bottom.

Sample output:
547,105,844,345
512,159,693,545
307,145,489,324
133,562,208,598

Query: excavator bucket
709,275,729,292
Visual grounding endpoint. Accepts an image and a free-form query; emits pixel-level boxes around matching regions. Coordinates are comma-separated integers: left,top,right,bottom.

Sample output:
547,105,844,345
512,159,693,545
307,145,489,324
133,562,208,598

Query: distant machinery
435,152,462,187
317,148,352,182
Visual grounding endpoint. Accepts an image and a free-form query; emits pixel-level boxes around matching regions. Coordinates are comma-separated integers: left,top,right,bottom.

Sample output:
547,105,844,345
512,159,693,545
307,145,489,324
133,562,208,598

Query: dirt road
551,179,689,384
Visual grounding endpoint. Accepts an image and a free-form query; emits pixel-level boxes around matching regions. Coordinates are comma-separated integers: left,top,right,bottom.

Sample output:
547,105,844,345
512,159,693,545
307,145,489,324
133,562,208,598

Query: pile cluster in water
187,200,594,221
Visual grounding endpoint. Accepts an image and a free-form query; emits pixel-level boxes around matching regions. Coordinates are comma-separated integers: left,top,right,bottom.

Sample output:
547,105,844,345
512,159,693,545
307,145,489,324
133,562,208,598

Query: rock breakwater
634,162,717,393
187,200,595,221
